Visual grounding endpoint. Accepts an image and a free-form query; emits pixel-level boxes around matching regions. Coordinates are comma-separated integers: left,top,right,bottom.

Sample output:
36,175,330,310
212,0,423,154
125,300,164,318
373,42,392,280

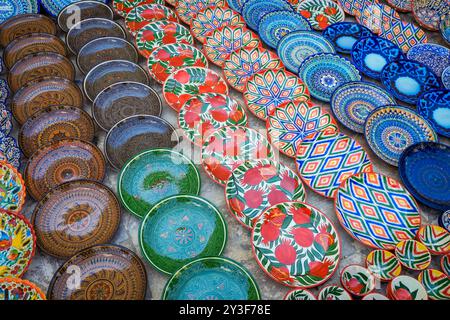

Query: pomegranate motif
291,206,312,224
308,258,333,279
274,240,297,265
314,225,334,251
291,227,314,247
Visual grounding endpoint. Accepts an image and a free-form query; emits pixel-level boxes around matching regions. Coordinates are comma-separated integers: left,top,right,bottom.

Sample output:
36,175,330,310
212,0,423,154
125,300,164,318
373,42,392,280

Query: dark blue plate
227,0,245,13
439,210,450,232
241,0,295,31
407,43,450,77
442,66,450,89
380,59,441,104
0,131,21,169
351,36,406,80
417,89,450,138
322,22,373,54
399,142,450,211
0,79,9,104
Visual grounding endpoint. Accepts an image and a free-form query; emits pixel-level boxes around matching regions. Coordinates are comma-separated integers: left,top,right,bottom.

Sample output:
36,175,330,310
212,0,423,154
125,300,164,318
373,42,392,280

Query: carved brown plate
0,14,56,47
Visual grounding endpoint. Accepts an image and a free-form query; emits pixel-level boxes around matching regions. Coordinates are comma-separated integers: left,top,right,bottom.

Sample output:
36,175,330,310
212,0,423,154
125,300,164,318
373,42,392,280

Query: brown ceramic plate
8,52,75,92
18,105,95,158
32,180,121,258
105,115,179,170
58,1,114,33
66,18,126,54
0,14,56,47
3,33,67,69
47,244,147,300
11,76,83,125
83,60,149,102
92,81,162,131
77,37,138,75
24,139,106,201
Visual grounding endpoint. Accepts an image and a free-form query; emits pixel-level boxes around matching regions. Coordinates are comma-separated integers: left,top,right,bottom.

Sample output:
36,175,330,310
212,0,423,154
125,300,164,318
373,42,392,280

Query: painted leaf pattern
176,0,227,24
318,285,352,300
395,239,431,271
366,249,402,281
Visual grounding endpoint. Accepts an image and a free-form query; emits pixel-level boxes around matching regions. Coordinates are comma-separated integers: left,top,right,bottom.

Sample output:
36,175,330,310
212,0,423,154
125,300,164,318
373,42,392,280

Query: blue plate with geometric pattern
0,0,39,23
380,60,442,104
41,0,108,17
258,10,311,49
417,89,450,138
242,0,295,31
0,109,13,136
227,0,245,13
443,66,450,89
322,22,373,54
407,43,450,77
277,30,335,73
0,131,21,169
298,53,361,102
399,142,450,211
351,36,406,80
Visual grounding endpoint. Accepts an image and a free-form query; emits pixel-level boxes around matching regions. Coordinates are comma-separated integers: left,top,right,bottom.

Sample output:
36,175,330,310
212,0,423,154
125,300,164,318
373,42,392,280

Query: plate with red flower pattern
340,264,375,297
388,275,428,300
298,0,346,30
163,67,228,112
113,0,165,17
318,285,352,300
225,159,306,229
366,249,402,281
135,20,194,58
203,25,260,67
395,239,431,271
416,225,450,255
252,202,341,288
179,93,248,146
223,46,283,92
147,43,208,84
125,4,179,37
191,6,245,43
175,0,227,25
201,126,274,186
266,100,338,158
243,68,310,121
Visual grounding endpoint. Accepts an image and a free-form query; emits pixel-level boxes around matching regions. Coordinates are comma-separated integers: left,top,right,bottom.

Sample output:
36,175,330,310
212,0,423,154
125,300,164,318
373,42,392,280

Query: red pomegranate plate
113,0,164,17
125,4,179,37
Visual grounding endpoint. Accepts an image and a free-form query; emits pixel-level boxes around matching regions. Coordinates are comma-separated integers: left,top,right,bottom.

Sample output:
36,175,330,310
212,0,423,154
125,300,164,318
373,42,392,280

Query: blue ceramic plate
0,80,9,104
331,81,396,133
442,66,450,89
440,12,450,45
439,210,450,232
364,105,437,166
351,36,406,80
277,30,335,73
0,109,12,136
258,10,311,49
380,60,442,104
399,142,450,211
417,89,450,138
42,0,108,17
162,257,261,300
298,53,361,102
242,0,295,31
322,22,373,54
227,0,245,13
0,131,21,169
0,0,39,23
407,43,450,77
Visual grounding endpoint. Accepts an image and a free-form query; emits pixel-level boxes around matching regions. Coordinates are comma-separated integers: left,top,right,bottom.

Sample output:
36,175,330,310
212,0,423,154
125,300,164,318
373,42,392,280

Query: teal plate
118,149,201,218
162,256,260,300
139,195,227,275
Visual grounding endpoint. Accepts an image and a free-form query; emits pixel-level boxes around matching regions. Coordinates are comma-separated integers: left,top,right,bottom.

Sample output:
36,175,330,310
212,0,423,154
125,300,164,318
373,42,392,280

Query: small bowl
441,254,450,276
388,275,428,300
416,225,450,255
395,239,431,271
340,264,376,297
0,14,56,47
362,293,389,300
418,269,450,300
58,0,114,32
440,210,450,233
318,285,352,300
284,289,317,300
366,249,402,281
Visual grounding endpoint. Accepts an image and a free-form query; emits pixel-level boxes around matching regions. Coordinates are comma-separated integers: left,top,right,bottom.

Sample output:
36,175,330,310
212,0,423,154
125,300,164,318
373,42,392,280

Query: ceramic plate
388,275,428,300
296,130,373,198
318,285,352,300
140,195,227,274
365,105,438,166
0,209,35,278
284,289,316,300
226,0,245,13
335,172,421,249
191,6,245,44
252,202,341,288
0,109,12,136
366,249,402,281
105,115,178,170
0,132,21,169
242,0,295,31
0,278,45,300
223,46,283,92
351,36,406,80
18,105,95,158
179,93,248,146
125,4,179,37
42,0,108,17
412,0,449,31
66,18,126,55
441,254,450,276
362,293,389,300
24,139,106,201
277,30,335,73
92,81,162,131
0,0,38,24
298,53,361,102
356,2,400,34
162,257,260,300
337,0,375,16
258,10,311,49
440,12,450,45
201,126,274,185
399,142,450,210
244,69,310,121
417,225,450,255
267,100,338,158
32,180,121,258
77,37,139,75
387,0,412,12
395,239,431,270
163,67,228,112
340,265,375,297
380,19,427,53
83,60,149,102
225,159,306,229
442,66,450,89
48,245,147,300
440,211,450,233
118,149,200,218
175,0,226,25
58,1,113,32
407,43,450,77
418,269,450,300
11,77,83,126
113,0,165,17
0,80,9,104
203,25,260,67
322,22,373,54
330,81,396,133
298,0,345,30
0,160,26,211
147,43,208,84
